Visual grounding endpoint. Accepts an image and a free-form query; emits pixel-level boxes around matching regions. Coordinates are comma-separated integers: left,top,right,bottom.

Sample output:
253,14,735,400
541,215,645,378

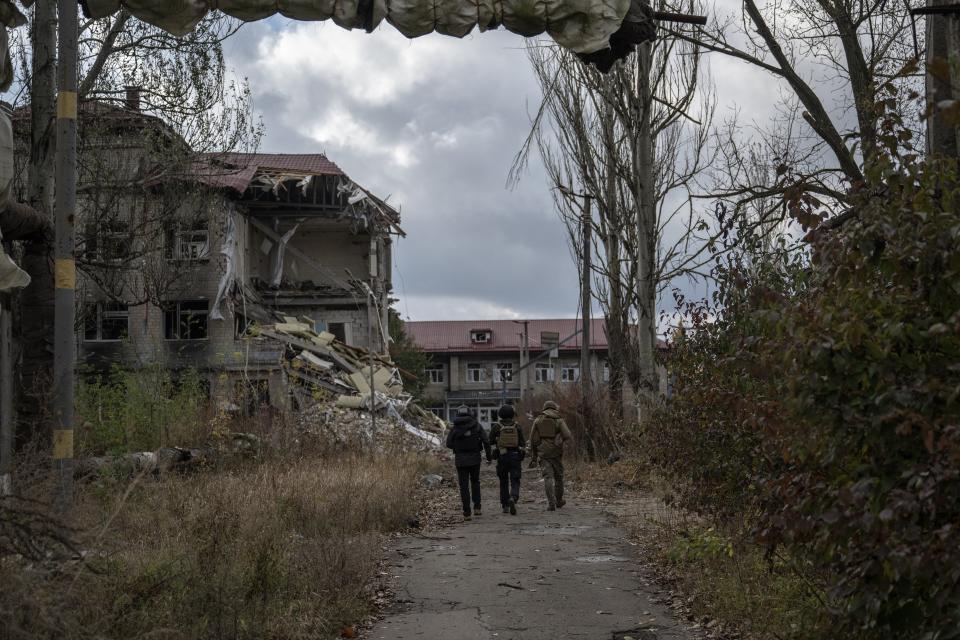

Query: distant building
406,318,667,430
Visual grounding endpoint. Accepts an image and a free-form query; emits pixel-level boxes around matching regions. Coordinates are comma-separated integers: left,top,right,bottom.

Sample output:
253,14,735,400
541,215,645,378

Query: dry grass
1,451,428,640
573,459,828,640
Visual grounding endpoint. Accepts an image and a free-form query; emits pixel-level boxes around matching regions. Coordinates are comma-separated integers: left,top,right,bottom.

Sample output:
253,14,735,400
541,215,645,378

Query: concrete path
369,466,702,640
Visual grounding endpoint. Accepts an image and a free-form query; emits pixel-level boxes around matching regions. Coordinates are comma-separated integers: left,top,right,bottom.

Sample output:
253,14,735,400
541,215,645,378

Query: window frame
494,362,514,383
425,363,446,384
166,219,210,262
560,362,580,383
83,301,129,342
470,330,492,344
163,300,210,341
84,218,131,264
466,363,487,383
535,362,555,383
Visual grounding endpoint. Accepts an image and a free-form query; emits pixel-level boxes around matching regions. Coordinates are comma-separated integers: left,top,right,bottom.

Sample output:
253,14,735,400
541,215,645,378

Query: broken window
561,362,580,383
328,322,347,344
470,329,492,344
83,301,129,341
163,300,209,340
494,362,514,383
535,362,555,383
466,363,487,383
425,364,445,384
84,218,131,263
165,218,210,261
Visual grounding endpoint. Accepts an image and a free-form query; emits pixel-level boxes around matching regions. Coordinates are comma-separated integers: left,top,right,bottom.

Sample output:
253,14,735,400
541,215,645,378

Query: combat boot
509,499,517,515
502,505,510,514
474,506,482,516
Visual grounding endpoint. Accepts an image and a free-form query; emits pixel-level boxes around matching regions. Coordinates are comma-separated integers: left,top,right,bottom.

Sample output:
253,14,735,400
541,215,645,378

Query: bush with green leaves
648,102,960,638
76,365,207,455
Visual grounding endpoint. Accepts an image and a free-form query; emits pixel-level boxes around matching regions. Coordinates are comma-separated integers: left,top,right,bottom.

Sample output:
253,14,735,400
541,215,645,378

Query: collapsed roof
194,152,404,236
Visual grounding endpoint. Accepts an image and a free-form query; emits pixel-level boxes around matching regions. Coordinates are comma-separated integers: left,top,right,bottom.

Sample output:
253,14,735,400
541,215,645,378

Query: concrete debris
420,474,444,488
297,403,443,452
247,317,447,449
74,432,260,479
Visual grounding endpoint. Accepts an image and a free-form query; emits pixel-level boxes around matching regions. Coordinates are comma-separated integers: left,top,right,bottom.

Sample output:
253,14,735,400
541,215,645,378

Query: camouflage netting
78,0,652,55
0,0,657,93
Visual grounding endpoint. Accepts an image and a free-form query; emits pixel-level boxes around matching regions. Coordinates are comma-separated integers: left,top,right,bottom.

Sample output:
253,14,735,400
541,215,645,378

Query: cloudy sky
223,14,772,323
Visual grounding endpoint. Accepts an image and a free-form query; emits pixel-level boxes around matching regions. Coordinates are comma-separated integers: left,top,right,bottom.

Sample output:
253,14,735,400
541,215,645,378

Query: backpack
497,423,519,451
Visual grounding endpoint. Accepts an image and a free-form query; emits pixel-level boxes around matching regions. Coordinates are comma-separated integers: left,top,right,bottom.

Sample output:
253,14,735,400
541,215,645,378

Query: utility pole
1,291,12,496
513,319,530,402
634,40,658,421
580,196,592,398
53,0,79,510
367,233,378,436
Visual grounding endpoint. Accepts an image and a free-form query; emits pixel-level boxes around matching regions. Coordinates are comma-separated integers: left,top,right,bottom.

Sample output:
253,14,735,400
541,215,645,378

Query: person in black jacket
445,405,492,520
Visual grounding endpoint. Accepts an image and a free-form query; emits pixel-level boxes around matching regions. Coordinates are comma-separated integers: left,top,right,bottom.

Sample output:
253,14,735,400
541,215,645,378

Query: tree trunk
634,43,659,421
18,0,57,444
601,81,626,418
925,0,960,159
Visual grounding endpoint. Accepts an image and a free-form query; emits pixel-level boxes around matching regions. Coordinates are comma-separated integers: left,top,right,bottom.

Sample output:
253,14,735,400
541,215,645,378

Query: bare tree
522,4,718,413
9,5,259,442
674,0,922,229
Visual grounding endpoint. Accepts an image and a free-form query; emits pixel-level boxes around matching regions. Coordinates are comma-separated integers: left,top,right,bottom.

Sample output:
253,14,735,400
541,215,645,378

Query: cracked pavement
369,467,703,640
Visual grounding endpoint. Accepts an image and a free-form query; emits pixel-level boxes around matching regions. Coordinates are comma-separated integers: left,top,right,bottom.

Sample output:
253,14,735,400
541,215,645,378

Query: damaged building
10,93,403,410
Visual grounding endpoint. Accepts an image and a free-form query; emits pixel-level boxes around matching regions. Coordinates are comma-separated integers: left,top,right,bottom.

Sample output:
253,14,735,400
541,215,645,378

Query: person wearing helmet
445,404,492,520
489,403,526,515
527,400,573,511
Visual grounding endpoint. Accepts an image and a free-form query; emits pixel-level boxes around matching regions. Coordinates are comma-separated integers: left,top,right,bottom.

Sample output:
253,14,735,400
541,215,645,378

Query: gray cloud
226,22,581,321
222,13,813,324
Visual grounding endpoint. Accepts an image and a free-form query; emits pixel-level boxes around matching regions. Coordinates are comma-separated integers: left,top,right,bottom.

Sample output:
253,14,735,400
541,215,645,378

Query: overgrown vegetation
646,90,960,639
76,366,208,455
1,451,426,639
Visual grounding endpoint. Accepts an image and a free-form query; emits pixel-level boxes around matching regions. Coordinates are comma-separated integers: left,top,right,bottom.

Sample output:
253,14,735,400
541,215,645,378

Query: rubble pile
248,316,446,449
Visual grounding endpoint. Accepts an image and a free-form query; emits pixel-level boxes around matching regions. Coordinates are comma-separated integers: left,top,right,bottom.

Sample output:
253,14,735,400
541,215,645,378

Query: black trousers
496,453,522,507
456,464,482,515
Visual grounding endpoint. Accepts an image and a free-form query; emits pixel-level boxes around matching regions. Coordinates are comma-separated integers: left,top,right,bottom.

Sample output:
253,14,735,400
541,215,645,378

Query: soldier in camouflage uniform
490,404,526,515
527,400,573,511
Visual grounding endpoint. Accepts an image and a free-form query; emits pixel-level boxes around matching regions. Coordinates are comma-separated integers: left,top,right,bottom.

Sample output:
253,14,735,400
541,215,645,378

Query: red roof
195,152,344,193
405,319,615,352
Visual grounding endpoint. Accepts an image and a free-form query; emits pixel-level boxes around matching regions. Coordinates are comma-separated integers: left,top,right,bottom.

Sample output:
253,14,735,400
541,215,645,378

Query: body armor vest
497,423,519,450
537,417,559,439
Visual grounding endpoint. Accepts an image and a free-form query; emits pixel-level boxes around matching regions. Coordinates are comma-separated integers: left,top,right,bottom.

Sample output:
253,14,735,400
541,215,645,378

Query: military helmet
498,404,515,420
543,400,559,411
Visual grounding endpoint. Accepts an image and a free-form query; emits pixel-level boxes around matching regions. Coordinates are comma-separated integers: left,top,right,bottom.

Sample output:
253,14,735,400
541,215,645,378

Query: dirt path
369,465,703,640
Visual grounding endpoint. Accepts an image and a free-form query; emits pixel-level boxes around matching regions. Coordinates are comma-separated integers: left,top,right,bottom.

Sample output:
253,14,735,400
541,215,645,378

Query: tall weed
0,453,420,639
